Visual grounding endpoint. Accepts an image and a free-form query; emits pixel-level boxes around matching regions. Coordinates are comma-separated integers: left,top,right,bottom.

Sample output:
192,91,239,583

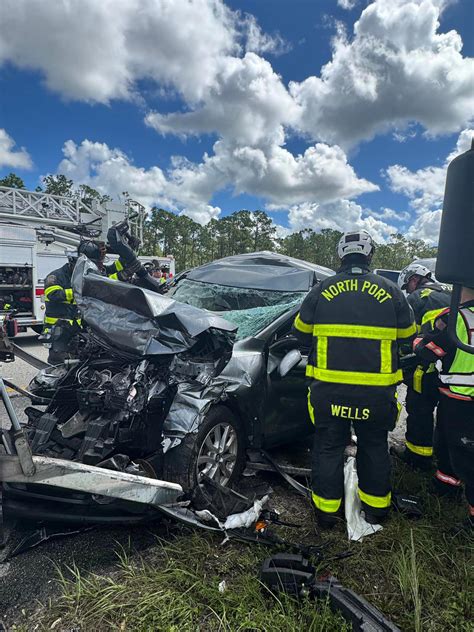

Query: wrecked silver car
4,253,334,523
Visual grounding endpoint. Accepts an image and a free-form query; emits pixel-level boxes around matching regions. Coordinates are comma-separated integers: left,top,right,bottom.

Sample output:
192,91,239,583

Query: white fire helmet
337,230,375,260
398,263,432,290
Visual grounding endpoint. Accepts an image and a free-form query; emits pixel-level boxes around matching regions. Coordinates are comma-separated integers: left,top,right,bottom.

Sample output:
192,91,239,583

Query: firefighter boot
391,445,432,471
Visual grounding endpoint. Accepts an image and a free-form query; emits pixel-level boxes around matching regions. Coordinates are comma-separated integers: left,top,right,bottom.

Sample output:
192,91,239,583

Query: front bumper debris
0,455,183,507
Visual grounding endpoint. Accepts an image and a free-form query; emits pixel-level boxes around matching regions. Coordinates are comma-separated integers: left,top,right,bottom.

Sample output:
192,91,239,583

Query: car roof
186,251,335,292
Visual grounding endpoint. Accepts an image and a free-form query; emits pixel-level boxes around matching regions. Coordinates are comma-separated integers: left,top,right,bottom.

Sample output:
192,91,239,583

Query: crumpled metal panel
186,251,334,291
71,256,236,356
162,342,266,447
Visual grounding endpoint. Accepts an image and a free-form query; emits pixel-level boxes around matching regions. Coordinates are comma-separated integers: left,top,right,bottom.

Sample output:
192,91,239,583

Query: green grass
24,536,348,631
15,462,474,631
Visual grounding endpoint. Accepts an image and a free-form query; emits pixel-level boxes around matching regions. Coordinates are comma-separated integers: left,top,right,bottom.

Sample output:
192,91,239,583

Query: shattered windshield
224,300,302,340
172,279,306,312
171,279,305,339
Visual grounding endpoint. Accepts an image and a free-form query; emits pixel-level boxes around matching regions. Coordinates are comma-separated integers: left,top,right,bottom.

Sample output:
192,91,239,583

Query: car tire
161,406,245,492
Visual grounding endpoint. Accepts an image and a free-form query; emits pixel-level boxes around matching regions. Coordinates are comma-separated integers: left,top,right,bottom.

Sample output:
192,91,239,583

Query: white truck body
0,225,175,335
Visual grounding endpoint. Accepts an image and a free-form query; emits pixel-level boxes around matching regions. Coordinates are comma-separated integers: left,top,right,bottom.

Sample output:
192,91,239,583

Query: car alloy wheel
196,422,239,486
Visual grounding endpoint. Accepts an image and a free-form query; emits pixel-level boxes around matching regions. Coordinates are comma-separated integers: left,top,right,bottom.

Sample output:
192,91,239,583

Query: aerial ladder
0,185,146,248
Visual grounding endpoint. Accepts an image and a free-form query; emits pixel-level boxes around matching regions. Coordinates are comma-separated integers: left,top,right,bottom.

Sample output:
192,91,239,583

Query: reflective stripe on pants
311,492,341,514
358,488,391,509
405,441,433,457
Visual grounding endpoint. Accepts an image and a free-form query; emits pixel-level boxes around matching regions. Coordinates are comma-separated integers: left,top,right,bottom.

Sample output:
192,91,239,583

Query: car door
261,319,312,448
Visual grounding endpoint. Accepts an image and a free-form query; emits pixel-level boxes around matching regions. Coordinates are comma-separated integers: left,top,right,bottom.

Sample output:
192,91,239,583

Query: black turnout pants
311,409,393,519
405,370,439,459
437,395,474,512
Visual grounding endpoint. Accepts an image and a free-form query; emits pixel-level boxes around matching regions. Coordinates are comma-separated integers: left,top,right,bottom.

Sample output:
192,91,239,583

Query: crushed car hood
72,256,237,356
186,251,334,292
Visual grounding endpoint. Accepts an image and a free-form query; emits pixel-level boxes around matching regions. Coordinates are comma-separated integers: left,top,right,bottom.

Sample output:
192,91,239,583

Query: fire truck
0,186,174,336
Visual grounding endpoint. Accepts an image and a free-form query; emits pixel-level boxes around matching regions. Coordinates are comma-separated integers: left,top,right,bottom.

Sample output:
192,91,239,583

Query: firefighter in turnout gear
77,240,130,281
42,251,81,364
293,230,416,528
395,264,452,475
413,286,474,533
79,221,166,293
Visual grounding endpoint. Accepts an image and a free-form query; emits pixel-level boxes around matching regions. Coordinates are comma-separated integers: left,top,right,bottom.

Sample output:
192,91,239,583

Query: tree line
0,171,437,273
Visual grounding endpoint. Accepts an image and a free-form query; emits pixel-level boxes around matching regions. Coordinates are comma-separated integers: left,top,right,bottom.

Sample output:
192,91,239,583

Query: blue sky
0,0,472,243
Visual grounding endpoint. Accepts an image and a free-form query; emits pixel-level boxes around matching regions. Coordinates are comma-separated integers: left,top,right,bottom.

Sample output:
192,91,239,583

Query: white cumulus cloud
167,139,378,207
338,0,358,10
0,129,32,169
385,128,473,243
290,0,473,147
146,53,298,146
406,209,443,243
288,199,397,243
2,0,471,239
57,139,220,224
57,136,376,224
0,0,240,104
242,13,290,56
386,128,473,213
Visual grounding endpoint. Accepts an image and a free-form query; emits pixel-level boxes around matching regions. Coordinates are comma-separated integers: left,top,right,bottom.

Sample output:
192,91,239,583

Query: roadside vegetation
0,172,437,275
17,462,472,632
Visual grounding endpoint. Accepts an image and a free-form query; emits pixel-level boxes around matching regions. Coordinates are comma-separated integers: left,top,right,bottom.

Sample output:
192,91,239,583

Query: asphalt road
2,331,49,398
0,338,407,627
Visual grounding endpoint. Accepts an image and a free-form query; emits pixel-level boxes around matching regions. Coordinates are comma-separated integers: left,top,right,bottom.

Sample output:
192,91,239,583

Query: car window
171,278,306,312
224,300,302,340
375,269,400,284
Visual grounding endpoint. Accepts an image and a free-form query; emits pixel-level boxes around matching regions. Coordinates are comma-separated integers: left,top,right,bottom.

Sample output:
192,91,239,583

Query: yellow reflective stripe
317,336,328,369
44,316,81,326
44,284,63,300
413,366,424,393
421,308,446,330
395,392,402,425
109,273,119,280
406,441,433,457
380,339,392,374
294,314,313,334
420,288,433,299
65,288,74,303
396,401,402,424
313,324,397,340
306,365,403,386
115,259,124,272
312,492,341,514
397,322,417,339
307,389,315,425
358,488,391,509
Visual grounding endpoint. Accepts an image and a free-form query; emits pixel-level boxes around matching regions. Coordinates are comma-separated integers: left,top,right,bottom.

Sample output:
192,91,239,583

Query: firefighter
77,239,129,280
413,285,474,534
160,263,170,285
42,251,81,364
394,264,452,480
293,230,416,528
79,223,165,294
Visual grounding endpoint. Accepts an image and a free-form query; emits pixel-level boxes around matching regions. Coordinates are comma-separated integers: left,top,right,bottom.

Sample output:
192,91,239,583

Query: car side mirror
279,349,302,378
